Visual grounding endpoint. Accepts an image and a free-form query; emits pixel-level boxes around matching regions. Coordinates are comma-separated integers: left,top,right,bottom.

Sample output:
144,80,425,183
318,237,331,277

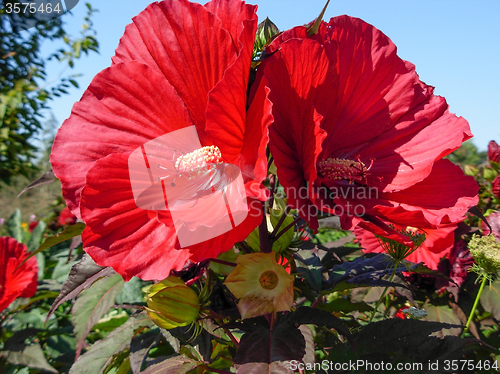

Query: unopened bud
144,277,200,329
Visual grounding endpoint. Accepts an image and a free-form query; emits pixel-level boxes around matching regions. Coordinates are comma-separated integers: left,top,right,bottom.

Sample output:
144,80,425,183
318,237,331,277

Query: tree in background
0,1,99,182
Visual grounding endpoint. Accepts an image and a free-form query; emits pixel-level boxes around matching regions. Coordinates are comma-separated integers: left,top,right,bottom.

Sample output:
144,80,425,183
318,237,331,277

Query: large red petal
205,1,258,163
240,78,272,201
80,152,191,281
112,0,237,142
51,62,192,217
375,159,479,227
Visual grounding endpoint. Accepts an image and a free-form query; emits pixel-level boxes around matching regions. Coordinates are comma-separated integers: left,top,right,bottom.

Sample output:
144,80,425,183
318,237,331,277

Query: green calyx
144,277,200,329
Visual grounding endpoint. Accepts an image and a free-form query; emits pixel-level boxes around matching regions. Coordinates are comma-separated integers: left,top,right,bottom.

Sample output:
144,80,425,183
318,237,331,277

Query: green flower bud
144,277,200,329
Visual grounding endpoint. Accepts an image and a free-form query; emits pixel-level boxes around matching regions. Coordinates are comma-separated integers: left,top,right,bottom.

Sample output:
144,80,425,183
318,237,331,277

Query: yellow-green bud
144,277,200,329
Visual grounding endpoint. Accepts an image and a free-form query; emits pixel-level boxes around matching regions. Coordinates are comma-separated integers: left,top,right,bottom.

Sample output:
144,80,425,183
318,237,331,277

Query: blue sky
41,0,500,151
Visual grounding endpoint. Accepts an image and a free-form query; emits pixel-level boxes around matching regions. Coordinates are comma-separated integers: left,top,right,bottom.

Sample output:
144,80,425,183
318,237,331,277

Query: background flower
355,223,458,270
255,15,478,242
0,237,38,312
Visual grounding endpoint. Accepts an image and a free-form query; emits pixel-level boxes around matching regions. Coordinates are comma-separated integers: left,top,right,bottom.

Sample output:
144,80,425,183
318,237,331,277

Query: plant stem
368,260,399,323
462,275,488,338
259,202,273,253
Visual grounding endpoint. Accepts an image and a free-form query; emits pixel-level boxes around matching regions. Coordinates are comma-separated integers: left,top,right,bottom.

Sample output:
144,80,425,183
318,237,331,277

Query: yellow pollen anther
175,146,223,173
318,157,370,184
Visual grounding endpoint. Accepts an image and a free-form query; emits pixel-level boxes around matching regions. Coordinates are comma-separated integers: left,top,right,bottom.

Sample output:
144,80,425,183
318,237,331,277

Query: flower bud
144,277,200,329
488,140,500,163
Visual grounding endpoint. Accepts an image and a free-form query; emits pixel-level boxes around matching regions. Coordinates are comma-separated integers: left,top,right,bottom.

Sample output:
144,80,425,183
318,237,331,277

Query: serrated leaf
317,299,373,313
234,321,305,365
325,253,410,291
424,303,462,336
72,273,125,359
48,254,116,320
129,329,160,374
1,343,58,373
298,325,315,365
286,307,354,349
354,319,461,355
70,313,153,374
140,355,198,374
21,223,86,266
480,280,500,321
294,250,323,292
6,208,22,242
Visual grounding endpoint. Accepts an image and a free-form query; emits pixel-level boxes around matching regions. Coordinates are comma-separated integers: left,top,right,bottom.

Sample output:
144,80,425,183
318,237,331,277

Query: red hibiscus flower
50,0,272,281
57,207,77,227
254,16,478,242
355,223,458,270
0,237,38,312
488,140,500,163
492,175,500,199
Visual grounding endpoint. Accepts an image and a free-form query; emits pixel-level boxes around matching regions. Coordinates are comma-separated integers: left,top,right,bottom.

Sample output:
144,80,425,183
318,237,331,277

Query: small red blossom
58,207,77,226
255,16,478,243
28,221,39,233
0,237,38,312
492,175,500,199
50,0,272,281
395,306,410,319
355,223,458,270
488,140,500,163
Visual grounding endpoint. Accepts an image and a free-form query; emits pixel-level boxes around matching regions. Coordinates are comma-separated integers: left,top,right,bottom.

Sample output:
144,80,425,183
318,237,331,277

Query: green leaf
27,219,47,280
424,303,462,336
317,299,373,313
69,313,153,374
6,208,22,242
234,320,305,365
1,343,57,373
72,273,125,359
294,250,323,292
21,223,86,266
27,220,46,252
286,307,354,349
140,355,198,374
480,280,500,321
48,254,116,320
115,276,148,305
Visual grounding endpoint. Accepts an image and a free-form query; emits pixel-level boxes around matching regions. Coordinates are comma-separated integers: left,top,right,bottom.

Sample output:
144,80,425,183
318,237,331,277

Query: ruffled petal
80,152,191,281
0,237,38,312
375,159,479,227
205,0,258,163
51,62,192,217
112,0,238,141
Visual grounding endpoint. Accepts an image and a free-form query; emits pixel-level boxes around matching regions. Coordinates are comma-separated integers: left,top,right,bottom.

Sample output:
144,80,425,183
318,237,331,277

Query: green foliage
0,2,99,182
447,140,487,167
